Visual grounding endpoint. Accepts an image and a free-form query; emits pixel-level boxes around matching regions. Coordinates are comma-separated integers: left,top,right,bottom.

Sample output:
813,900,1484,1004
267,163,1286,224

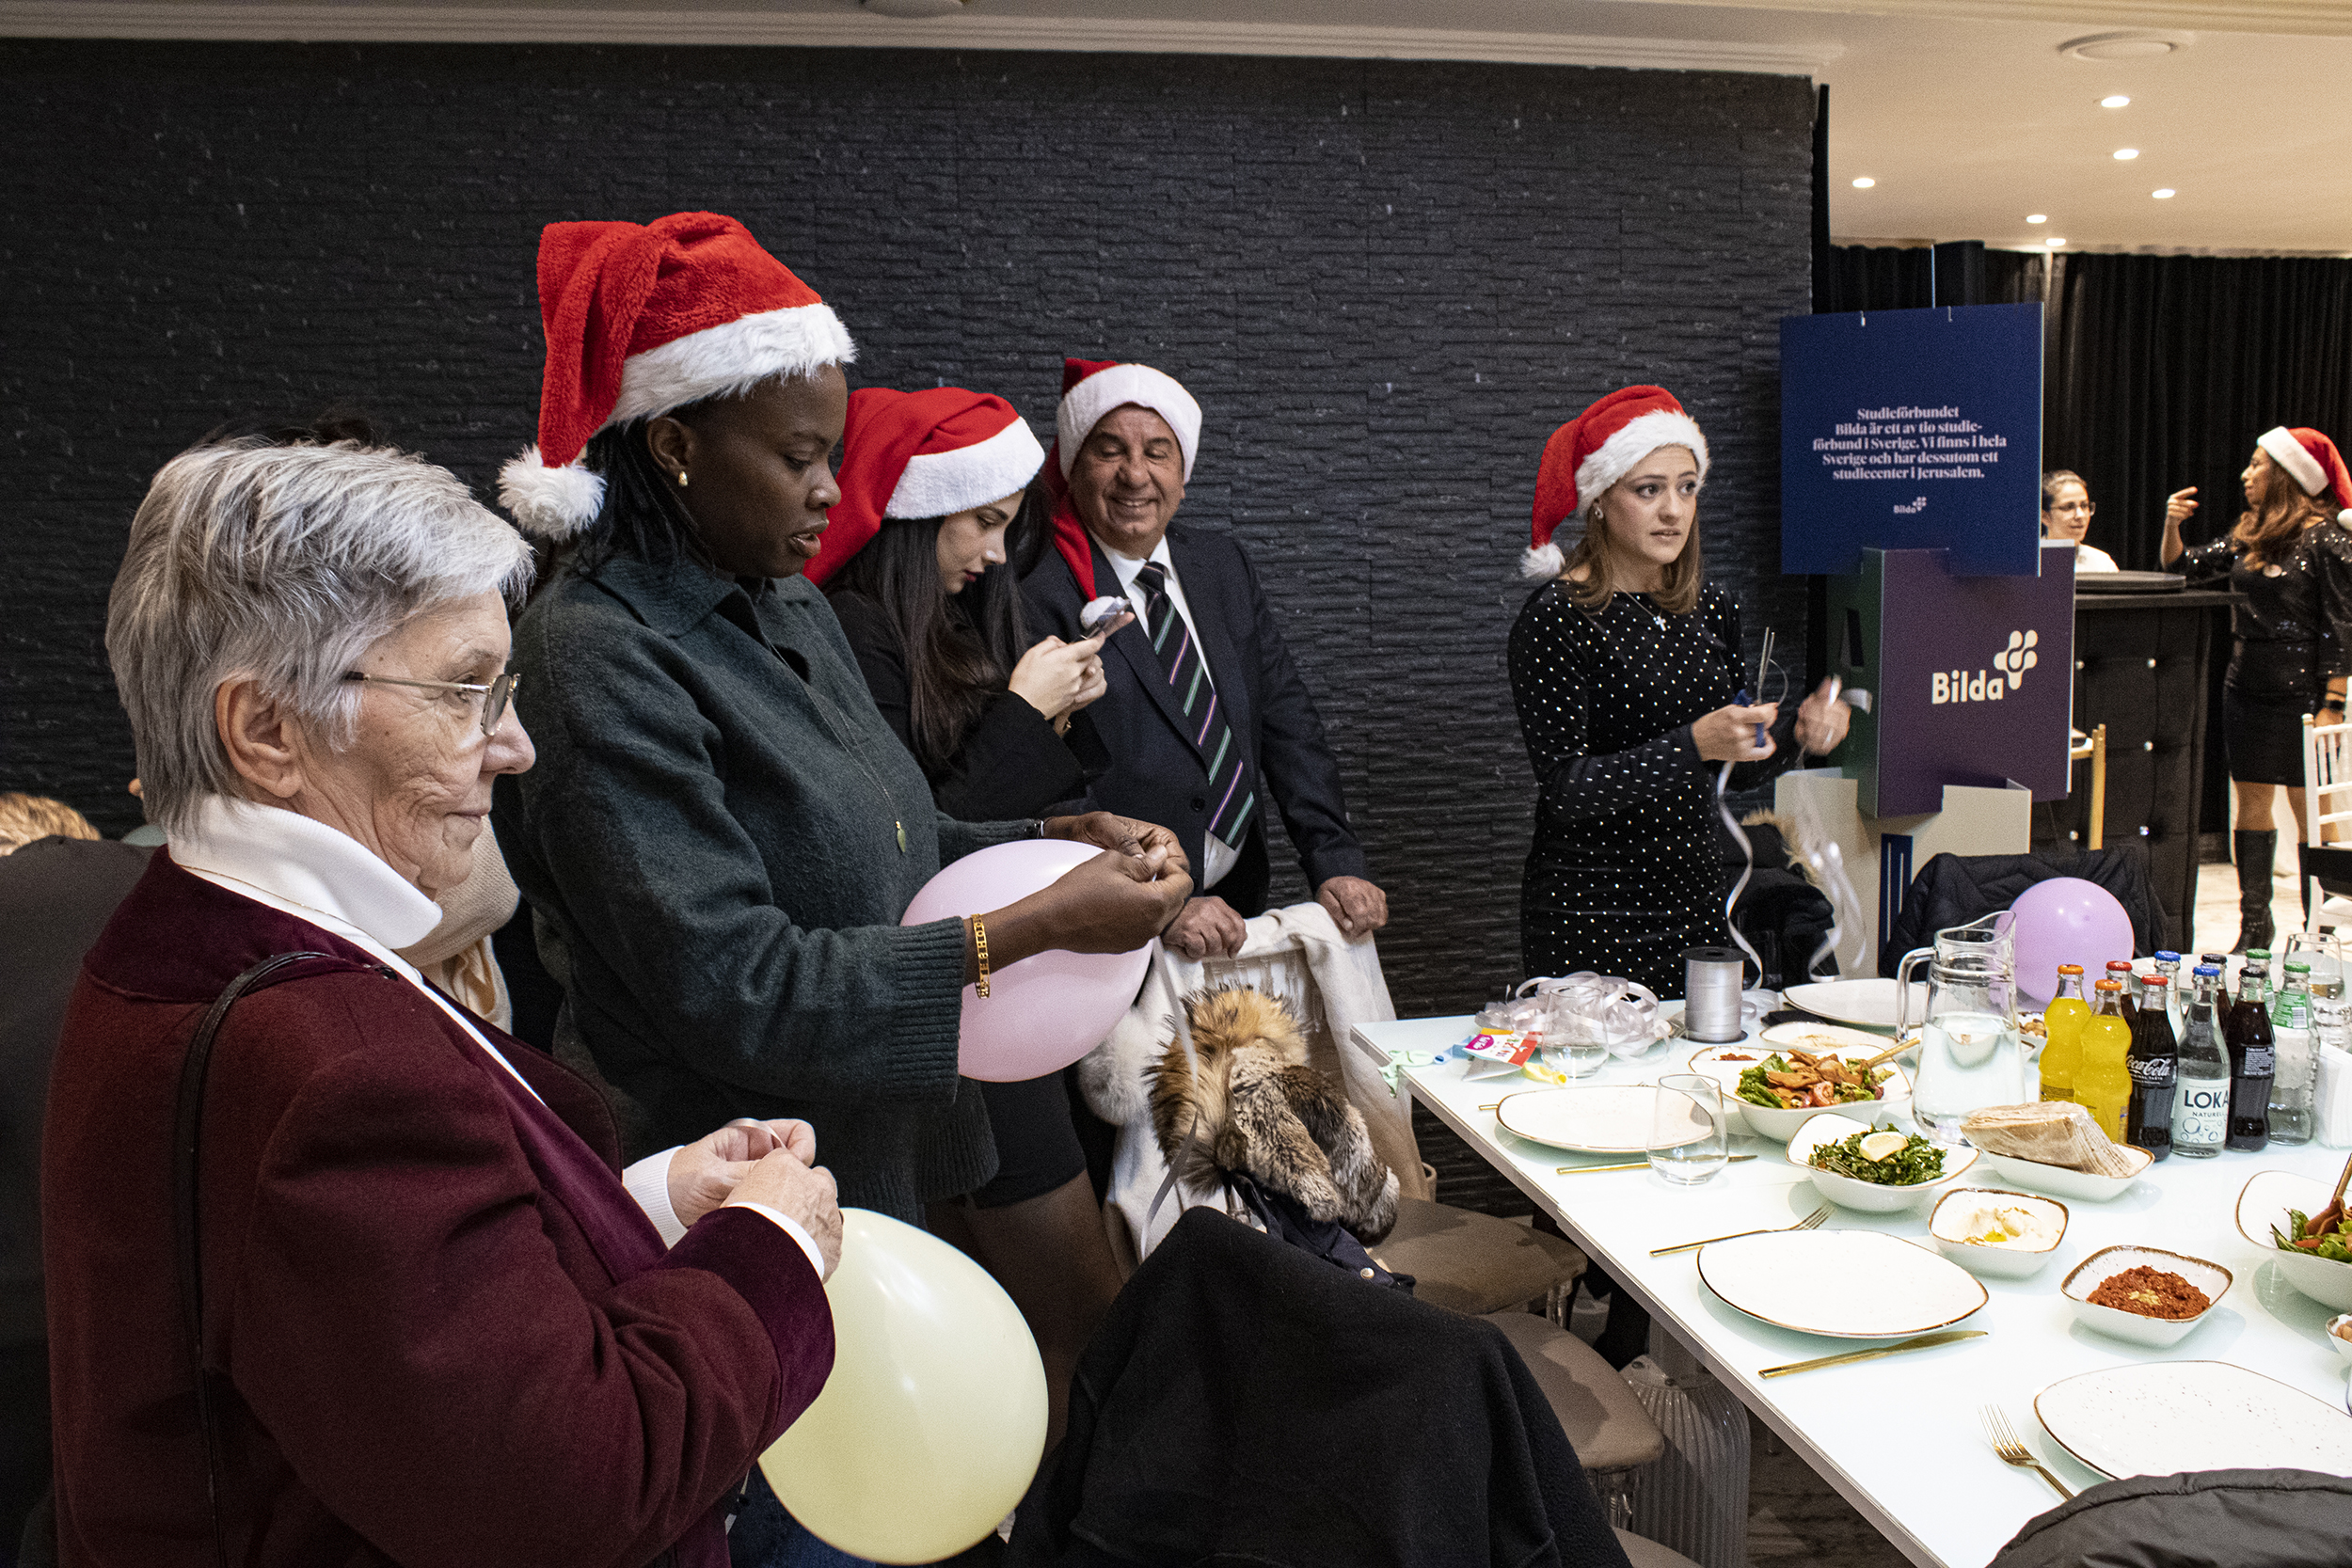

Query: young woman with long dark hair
2164,426,2352,950
809,386,1129,1450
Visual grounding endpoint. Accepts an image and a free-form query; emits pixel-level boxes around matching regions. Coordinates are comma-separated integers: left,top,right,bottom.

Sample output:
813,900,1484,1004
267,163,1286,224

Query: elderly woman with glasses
43,423,843,1568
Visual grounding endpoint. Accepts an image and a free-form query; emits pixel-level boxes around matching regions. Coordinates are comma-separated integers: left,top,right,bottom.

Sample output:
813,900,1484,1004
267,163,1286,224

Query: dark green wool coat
496,552,1028,1221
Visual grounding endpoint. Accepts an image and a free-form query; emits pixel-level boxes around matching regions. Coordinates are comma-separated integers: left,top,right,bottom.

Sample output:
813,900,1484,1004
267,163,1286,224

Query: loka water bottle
2270,958,2317,1146
2170,964,2230,1159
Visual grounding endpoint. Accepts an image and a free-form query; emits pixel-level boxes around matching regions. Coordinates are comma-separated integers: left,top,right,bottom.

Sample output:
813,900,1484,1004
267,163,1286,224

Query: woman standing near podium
2163,425,2352,951
1508,387,1850,998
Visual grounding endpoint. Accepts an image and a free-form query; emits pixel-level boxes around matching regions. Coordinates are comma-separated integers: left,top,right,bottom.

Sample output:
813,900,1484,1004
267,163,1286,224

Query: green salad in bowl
1736,1048,1893,1113
1808,1129,1947,1186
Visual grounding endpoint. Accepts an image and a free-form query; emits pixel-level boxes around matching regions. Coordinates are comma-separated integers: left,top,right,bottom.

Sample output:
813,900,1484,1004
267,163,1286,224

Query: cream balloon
759,1210,1048,1563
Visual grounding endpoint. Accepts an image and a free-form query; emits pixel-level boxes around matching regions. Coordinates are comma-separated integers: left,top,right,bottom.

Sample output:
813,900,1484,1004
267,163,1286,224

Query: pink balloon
2010,877,2135,1004
901,839,1156,1083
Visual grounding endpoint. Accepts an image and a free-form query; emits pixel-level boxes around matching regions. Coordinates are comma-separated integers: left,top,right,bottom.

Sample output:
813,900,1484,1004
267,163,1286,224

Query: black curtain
1816,244,2043,313
2049,254,2352,571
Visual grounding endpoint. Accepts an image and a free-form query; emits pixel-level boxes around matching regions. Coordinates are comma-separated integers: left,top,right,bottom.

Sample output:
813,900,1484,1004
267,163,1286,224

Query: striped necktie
1134,560,1256,847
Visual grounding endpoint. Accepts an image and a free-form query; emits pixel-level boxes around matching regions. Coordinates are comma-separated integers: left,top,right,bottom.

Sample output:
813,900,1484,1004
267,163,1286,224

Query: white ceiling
8,0,2349,254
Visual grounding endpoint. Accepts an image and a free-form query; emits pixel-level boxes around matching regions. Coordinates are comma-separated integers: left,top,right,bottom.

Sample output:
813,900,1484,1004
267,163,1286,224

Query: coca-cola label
2128,1057,2175,1086
2174,1078,2229,1145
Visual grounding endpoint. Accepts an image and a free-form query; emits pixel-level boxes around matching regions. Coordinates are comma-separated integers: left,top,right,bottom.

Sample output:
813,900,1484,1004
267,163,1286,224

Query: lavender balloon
900,839,1157,1081
2010,877,2135,1005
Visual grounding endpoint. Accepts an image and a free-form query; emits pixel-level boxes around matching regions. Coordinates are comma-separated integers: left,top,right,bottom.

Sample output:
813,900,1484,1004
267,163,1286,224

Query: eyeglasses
2046,500,2096,517
342,670,521,738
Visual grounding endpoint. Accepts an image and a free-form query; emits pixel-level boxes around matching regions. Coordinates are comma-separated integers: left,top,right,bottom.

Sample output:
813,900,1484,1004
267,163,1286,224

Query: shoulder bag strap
170,951,331,1568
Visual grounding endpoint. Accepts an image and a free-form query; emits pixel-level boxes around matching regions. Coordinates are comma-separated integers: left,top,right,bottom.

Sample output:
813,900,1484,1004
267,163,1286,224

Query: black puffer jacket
1991,1467,2352,1567
1879,845,2166,977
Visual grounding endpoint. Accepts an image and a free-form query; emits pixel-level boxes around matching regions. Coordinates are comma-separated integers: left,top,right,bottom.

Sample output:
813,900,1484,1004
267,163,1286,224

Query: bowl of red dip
2061,1244,2233,1349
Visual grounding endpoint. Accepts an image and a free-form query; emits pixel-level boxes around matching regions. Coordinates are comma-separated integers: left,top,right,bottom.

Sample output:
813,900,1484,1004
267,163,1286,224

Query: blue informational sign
1782,303,2043,577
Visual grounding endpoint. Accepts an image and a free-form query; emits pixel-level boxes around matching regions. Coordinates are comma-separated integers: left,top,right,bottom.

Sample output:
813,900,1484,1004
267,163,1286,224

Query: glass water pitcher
1895,911,2022,1143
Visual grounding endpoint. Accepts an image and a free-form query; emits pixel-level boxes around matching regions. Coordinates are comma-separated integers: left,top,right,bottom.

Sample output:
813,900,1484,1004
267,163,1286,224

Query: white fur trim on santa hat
611,301,857,428
1520,541,1566,582
2258,426,2327,497
1057,364,1200,480
887,417,1046,520
499,445,607,540
1572,409,1710,515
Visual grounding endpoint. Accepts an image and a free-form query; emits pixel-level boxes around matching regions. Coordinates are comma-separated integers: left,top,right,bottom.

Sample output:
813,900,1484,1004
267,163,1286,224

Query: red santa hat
1523,386,1710,580
1054,357,1200,480
498,211,855,539
805,388,1046,585
2256,426,2352,526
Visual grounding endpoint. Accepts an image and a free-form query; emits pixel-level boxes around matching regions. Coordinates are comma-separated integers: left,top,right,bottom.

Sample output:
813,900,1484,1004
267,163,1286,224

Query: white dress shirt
171,796,824,1273
1101,537,1240,890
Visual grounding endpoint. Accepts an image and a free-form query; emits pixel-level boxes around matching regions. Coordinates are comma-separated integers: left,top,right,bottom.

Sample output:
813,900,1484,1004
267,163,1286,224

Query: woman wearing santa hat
808,386,1126,1449
1509,386,1850,999
2163,424,2352,950
492,213,1190,1243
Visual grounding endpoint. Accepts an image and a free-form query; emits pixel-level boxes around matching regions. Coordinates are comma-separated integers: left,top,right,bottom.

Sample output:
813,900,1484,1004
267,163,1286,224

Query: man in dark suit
1024,358,1386,960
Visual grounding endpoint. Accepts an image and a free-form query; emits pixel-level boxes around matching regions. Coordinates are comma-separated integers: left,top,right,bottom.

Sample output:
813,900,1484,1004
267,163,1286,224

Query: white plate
1782,979,1928,1030
1977,1147,2151,1203
1494,1085,1680,1154
1697,1228,1988,1338
1758,1021,1897,1053
1786,1112,1979,1212
2233,1168,2352,1312
1689,1043,1912,1141
2035,1361,2352,1480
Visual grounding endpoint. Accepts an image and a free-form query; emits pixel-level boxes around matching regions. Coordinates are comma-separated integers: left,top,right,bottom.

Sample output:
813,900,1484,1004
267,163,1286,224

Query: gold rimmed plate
1493,1085,1666,1155
1697,1228,1988,1339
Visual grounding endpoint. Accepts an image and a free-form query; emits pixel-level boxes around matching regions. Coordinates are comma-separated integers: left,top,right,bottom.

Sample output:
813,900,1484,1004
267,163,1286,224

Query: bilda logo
1931,630,2038,705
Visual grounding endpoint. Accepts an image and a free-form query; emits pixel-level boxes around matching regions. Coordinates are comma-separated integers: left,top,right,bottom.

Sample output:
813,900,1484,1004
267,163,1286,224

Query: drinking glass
1648,1073,1728,1185
2286,932,2344,1000
1537,1003,1611,1080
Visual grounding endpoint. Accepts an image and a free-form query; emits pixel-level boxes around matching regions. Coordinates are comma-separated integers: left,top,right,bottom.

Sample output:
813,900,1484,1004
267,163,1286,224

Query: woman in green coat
494,212,1188,1225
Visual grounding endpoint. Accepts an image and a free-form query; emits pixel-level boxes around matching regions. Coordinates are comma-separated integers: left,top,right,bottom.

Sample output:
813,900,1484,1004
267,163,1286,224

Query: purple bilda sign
1829,547,2074,816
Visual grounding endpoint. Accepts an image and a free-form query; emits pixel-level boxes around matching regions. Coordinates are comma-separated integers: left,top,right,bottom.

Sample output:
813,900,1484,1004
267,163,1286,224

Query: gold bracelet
971,914,992,998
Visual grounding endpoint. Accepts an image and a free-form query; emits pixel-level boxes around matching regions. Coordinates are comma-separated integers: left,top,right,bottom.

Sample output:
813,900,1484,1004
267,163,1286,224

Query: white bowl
1687,1044,1912,1143
2233,1169,2352,1313
1929,1187,2070,1279
2061,1243,2232,1348
2327,1314,2352,1365
1786,1113,1979,1213
1977,1146,2153,1203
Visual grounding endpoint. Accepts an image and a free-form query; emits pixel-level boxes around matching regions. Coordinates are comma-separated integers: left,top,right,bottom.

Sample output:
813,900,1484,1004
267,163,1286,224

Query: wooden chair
2067,724,2107,849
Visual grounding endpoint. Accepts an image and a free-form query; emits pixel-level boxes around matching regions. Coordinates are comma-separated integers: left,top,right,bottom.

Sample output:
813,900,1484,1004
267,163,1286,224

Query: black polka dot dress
1508,579,1794,999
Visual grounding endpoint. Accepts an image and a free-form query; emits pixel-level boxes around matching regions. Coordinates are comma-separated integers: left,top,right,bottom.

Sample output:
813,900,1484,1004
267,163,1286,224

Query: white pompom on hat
1523,386,1709,580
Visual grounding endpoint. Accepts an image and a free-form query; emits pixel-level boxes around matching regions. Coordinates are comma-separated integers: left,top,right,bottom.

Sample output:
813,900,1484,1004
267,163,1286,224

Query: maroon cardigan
42,852,833,1568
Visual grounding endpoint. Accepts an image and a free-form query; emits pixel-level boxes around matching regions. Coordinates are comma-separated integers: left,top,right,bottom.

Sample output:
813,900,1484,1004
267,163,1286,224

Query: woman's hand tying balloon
1692,701,1777,762
1794,677,1851,754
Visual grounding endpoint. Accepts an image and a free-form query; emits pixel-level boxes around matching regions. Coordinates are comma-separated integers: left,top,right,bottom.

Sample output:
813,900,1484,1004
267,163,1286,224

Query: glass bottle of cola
2124,974,2176,1162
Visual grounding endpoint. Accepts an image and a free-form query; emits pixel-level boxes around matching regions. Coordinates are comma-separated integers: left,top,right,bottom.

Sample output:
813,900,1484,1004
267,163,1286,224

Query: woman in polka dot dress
1509,387,1851,998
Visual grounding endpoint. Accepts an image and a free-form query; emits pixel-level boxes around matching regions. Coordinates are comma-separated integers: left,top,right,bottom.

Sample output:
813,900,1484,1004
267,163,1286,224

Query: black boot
2234,828,2278,954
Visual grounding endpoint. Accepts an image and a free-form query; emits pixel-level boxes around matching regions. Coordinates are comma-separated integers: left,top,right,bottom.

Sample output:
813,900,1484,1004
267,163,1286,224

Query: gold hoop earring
675,469,691,489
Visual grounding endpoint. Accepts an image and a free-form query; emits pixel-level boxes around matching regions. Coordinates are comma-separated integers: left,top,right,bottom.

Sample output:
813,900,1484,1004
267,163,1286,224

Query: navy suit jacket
1023,521,1368,917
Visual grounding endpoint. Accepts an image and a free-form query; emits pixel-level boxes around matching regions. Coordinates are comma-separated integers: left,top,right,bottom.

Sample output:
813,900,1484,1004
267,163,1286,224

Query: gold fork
1981,1406,2073,1499
1649,1203,1832,1257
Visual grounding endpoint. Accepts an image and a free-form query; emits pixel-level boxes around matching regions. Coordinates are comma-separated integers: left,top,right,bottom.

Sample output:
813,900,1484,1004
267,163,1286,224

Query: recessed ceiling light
2100,95,2131,108
860,0,966,14
2026,214,2048,224
2153,188,2176,198
1851,177,1876,188
2061,31,2189,61
2113,148,2139,160
2048,238,2068,247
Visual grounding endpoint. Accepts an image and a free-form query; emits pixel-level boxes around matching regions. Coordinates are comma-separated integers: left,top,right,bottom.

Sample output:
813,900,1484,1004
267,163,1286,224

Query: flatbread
1961,1101,2142,1178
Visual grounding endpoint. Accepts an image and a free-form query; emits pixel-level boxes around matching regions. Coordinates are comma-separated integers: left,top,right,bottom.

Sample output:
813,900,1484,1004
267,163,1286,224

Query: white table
1365,1014,2352,1568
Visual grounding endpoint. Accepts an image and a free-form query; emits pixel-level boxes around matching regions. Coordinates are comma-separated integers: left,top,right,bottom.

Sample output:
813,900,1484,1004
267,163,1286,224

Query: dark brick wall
0,40,1812,1016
